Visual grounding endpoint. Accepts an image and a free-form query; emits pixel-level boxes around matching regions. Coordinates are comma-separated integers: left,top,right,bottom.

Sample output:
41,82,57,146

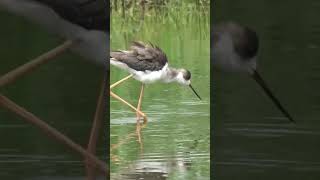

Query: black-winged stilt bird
110,41,201,123
0,0,109,176
212,22,294,123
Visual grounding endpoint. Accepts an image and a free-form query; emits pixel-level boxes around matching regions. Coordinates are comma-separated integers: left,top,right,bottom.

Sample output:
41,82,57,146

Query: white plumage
111,58,170,84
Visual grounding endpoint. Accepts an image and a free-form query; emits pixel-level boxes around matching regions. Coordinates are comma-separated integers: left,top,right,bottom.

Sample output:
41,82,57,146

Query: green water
213,0,320,179
0,11,106,179
110,2,210,179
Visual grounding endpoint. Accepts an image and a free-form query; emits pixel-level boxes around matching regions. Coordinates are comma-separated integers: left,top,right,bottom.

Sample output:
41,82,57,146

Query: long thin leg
85,76,106,180
0,40,73,88
110,91,147,121
110,74,133,89
136,83,145,143
0,94,108,175
136,83,145,120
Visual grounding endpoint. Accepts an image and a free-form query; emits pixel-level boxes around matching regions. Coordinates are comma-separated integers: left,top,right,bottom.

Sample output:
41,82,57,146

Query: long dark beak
189,84,201,100
252,70,294,123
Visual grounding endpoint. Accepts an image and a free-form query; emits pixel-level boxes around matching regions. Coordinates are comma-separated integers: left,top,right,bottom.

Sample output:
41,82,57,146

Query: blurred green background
0,10,106,179
213,1,320,180
110,0,210,179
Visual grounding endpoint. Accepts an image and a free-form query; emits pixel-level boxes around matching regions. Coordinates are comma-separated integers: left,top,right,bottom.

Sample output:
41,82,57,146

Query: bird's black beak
252,70,294,123
189,84,201,100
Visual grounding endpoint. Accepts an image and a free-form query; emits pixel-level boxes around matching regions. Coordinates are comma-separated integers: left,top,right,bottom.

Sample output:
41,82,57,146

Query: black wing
111,41,168,71
34,0,108,31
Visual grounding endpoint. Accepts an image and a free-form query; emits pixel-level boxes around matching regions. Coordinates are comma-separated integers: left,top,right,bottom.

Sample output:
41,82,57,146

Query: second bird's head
175,69,202,100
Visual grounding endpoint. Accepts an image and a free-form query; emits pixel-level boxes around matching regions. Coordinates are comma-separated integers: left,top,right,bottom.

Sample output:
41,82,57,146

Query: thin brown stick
0,40,73,88
0,94,108,175
85,76,106,180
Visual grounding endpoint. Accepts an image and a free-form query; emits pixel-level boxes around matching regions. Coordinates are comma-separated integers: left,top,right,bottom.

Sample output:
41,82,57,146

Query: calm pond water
110,2,210,179
0,11,106,179
213,0,320,179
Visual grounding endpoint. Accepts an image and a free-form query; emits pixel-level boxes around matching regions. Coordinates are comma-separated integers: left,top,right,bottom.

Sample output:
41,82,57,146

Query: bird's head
176,69,201,100
176,69,191,85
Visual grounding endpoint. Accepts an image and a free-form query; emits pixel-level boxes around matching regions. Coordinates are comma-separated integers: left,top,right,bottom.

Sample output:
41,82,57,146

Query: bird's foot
136,111,147,124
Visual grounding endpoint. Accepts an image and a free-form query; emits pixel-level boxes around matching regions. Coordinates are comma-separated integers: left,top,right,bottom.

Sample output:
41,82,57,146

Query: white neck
161,66,180,83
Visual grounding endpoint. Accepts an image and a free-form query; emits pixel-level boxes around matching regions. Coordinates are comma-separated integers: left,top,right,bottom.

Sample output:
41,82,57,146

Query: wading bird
110,41,201,124
212,22,294,123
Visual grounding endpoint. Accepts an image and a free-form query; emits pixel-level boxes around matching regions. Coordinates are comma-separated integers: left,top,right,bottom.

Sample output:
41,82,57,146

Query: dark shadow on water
113,153,193,180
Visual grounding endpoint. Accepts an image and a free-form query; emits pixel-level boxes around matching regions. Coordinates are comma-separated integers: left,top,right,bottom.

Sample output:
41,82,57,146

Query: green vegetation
110,1,210,179
111,0,210,48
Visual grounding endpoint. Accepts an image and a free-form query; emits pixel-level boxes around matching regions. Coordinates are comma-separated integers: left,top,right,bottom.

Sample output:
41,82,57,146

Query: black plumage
213,22,259,59
183,70,191,80
34,0,108,31
111,41,168,72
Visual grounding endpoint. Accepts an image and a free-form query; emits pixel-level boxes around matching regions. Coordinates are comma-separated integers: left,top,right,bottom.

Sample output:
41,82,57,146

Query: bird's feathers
0,0,108,67
110,41,168,71
33,0,108,31
213,22,259,59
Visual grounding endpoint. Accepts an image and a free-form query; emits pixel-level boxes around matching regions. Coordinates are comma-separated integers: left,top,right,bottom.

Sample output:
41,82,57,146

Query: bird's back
110,41,168,72
34,0,108,31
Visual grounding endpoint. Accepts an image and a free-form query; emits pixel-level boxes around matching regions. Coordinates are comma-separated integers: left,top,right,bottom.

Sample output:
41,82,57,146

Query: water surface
213,1,320,179
110,2,210,179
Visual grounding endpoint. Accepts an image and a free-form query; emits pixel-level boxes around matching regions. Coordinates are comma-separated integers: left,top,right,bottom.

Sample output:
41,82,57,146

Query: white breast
110,60,169,84
133,64,169,84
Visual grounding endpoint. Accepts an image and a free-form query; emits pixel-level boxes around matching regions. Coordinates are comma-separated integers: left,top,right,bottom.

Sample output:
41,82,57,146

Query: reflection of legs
136,83,145,143
0,40,73,88
110,74,133,89
110,91,147,122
